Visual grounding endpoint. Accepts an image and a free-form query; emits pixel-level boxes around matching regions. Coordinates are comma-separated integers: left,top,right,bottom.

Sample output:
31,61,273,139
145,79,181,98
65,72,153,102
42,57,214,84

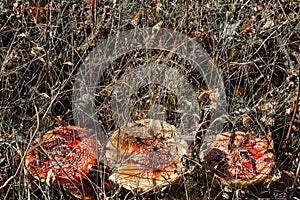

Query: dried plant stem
291,159,300,197
283,54,300,149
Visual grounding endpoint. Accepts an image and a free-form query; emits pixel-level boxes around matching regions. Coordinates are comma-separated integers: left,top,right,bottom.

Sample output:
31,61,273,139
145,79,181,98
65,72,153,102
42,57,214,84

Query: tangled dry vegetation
0,0,299,199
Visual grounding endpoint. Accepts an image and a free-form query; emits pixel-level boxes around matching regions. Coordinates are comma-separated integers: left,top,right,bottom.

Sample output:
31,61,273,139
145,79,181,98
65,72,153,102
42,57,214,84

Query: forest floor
0,0,299,199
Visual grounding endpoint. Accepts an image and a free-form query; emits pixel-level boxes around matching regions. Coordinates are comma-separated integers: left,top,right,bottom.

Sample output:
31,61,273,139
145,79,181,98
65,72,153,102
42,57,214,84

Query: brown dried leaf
260,116,275,126
241,114,252,127
0,157,5,165
26,0,53,24
231,86,244,97
261,18,274,30
13,1,22,18
242,21,253,35
286,104,295,115
131,12,140,26
265,172,281,188
255,100,275,113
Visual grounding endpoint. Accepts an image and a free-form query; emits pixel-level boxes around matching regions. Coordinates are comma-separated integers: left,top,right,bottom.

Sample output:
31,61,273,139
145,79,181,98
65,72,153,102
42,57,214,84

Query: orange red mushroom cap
203,131,274,186
26,126,97,185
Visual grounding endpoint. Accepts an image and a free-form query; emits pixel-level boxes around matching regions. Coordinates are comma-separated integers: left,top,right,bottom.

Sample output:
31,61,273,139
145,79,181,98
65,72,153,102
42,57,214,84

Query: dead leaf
63,61,74,66
265,172,281,188
52,115,68,127
255,101,274,113
242,21,252,35
260,116,275,126
105,85,114,95
286,104,295,115
0,157,4,165
17,32,28,38
153,21,163,30
131,12,140,26
231,86,244,97
13,1,22,18
241,114,252,126
26,0,53,24
261,18,274,30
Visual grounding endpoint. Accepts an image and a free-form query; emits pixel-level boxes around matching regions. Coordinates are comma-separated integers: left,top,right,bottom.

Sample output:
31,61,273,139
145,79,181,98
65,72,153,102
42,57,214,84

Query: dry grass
0,0,299,199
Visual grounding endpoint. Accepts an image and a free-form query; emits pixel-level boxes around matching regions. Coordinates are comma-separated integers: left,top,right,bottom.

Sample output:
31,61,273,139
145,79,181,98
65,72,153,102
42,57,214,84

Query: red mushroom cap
26,126,97,185
204,131,274,186
105,119,188,192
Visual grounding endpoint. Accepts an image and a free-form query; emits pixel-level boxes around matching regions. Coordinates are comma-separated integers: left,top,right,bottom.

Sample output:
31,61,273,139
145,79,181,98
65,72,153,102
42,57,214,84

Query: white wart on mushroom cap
204,131,274,186
105,119,188,192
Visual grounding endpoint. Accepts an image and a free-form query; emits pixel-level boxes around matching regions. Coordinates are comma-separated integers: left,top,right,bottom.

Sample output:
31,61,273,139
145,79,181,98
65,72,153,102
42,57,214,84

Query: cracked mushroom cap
26,126,97,189
105,119,188,192
204,131,274,186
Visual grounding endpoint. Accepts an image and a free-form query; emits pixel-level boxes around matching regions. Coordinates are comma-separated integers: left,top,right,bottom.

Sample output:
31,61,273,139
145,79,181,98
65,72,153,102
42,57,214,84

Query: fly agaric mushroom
26,126,97,199
203,131,274,186
105,119,188,192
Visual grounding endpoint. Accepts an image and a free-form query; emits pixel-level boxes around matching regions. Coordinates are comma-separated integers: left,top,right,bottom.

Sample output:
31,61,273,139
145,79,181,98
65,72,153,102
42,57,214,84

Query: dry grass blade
0,0,299,199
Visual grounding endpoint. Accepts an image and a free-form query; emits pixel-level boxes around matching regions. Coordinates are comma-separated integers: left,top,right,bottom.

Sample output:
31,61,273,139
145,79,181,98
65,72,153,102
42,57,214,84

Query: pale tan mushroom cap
207,131,274,186
105,119,188,192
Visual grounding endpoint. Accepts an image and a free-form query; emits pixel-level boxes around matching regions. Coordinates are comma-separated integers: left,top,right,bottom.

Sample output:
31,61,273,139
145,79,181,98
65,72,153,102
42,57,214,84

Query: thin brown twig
291,159,300,197
0,101,40,190
3,184,12,200
283,54,300,149
289,54,300,198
